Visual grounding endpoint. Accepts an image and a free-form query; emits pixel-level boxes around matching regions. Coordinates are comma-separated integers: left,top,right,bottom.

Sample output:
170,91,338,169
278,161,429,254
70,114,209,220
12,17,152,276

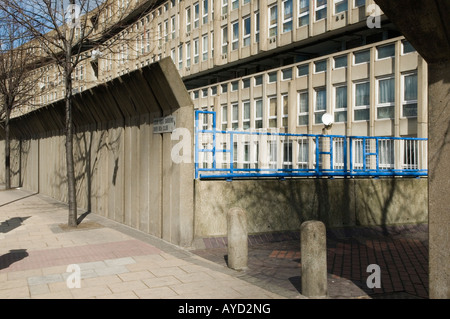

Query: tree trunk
65,78,77,227
4,106,11,190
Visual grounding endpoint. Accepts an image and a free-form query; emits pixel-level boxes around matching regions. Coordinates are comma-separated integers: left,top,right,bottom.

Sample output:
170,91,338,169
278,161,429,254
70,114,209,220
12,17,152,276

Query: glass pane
377,44,395,59
243,102,250,119
334,111,347,122
403,103,417,117
298,65,309,76
354,50,370,64
315,89,326,111
335,86,347,109
404,74,418,101
270,98,277,116
354,108,369,121
299,93,308,113
355,82,370,106
298,115,309,126
255,75,263,86
402,40,415,54
378,78,395,104
315,60,327,72
268,72,277,83
377,106,394,119
243,78,250,88
255,100,263,118
335,0,347,13
334,55,347,68
282,68,292,80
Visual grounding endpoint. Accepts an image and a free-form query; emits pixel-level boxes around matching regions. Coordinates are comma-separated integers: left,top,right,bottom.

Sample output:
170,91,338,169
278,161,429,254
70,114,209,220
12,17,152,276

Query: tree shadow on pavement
0,249,28,270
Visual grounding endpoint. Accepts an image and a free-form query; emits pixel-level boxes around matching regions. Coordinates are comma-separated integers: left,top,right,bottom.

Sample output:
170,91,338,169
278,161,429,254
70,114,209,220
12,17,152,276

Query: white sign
153,115,176,133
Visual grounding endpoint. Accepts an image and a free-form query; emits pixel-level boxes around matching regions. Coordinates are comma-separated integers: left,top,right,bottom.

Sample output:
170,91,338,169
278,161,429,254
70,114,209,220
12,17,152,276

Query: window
269,5,278,38
232,21,239,51
171,16,176,39
402,40,415,54
334,55,347,69
221,83,228,93
354,50,370,64
186,6,191,33
282,68,293,80
211,86,217,95
243,16,251,47
334,85,347,122
231,81,239,91
268,140,278,169
282,0,293,33
242,78,250,89
282,94,289,127
354,0,365,8
403,73,418,117
268,71,277,83
378,139,394,169
298,139,309,168
232,103,239,129
164,19,169,42
377,77,395,119
297,64,309,77
243,101,250,130
334,0,347,14
315,0,327,21
255,99,263,129
377,44,395,60
268,96,277,127
202,34,209,61
194,38,199,64
211,31,214,58
254,75,263,86
203,0,208,24
255,12,260,43
314,87,326,124
315,60,327,73
298,91,309,126
222,26,228,54
222,0,228,15
221,105,228,130
193,90,199,99
186,42,191,67
283,141,293,169
178,45,183,70
158,23,163,46
354,81,370,121
194,2,200,29
232,0,238,10
298,0,309,27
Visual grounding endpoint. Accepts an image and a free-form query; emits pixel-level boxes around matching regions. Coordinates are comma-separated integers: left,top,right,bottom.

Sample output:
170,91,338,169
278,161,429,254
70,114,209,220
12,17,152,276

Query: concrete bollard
300,220,328,298
227,207,248,270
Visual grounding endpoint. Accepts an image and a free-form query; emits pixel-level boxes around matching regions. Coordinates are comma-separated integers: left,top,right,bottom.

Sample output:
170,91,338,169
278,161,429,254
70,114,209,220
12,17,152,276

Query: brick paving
191,224,429,299
0,187,430,299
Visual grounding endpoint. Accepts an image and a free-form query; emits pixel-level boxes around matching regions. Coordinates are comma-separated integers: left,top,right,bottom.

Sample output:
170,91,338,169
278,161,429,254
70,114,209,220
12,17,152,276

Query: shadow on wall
195,177,428,236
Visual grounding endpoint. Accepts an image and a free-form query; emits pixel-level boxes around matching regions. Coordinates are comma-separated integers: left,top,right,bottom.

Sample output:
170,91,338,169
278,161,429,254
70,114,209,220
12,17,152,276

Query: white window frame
202,34,209,61
194,2,200,29
282,93,289,128
268,96,278,128
255,98,263,129
353,80,370,122
298,0,310,27
202,0,208,24
298,91,309,126
401,72,418,118
186,41,192,67
242,100,251,130
221,104,228,130
376,76,395,120
231,20,239,51
231,102,239,129
221,26,228,55
186,6,192,33
282,0,293,33
243,16,251,47
268,4,278,38
376,43,396,61
315,0,327,21
194,38,199,64
334,84,347,123
314,87,327,124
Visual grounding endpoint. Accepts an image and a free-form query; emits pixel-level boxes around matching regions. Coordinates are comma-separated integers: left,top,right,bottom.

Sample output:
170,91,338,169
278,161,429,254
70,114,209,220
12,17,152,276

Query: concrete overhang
5,57,192,139
374,0,450,64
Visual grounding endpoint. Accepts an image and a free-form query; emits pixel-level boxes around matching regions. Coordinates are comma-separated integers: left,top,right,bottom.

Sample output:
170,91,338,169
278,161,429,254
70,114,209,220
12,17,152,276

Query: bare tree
1,0,157,227
0,10,39,190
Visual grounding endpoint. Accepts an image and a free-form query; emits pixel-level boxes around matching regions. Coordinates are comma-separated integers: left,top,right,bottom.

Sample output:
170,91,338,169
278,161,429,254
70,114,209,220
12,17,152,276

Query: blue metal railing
195,110,428,180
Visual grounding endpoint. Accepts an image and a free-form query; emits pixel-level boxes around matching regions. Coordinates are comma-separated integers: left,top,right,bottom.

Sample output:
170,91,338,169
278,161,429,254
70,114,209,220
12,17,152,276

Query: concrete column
227,207,248,270
428,60,450,299
301,220,327,298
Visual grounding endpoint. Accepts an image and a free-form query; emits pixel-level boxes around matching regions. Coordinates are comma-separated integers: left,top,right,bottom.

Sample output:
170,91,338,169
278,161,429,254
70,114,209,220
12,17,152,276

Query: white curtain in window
316,89,326,111
300,0,309,12
356,82,370,106
404,74,418,101
335,86,347,109
378,78,395,104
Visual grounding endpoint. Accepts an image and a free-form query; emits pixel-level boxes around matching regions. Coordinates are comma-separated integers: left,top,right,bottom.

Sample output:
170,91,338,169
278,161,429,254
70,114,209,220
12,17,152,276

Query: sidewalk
0,187,428,299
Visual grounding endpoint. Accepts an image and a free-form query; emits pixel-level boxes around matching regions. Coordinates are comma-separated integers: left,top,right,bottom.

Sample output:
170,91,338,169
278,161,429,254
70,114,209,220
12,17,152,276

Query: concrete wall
1,58,195,248
194,178,428,238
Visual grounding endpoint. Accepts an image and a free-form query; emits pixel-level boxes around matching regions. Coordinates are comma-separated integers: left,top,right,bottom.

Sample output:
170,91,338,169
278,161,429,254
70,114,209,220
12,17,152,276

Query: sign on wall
153,115,176,134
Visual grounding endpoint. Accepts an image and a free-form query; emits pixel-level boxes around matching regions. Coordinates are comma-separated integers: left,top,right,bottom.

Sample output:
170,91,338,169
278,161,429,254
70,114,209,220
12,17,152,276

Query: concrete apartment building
2,0,428,246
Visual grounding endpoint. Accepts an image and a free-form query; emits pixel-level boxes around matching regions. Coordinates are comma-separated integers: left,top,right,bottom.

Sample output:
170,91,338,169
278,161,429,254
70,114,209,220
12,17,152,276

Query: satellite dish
321,113,333,126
